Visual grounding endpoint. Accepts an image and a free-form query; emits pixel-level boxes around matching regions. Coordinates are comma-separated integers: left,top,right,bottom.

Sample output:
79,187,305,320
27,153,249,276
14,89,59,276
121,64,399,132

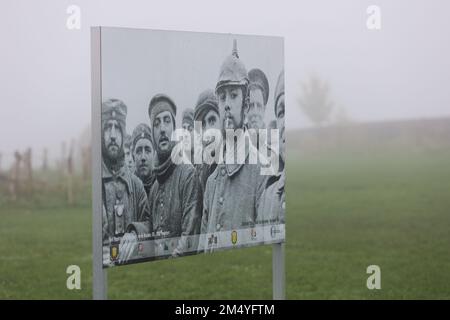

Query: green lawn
1,150,449,299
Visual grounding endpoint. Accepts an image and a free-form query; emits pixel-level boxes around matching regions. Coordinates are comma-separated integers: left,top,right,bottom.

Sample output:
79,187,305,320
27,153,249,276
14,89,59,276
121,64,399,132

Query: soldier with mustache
200,40,268,250
101,99,151,265
145,94,201,257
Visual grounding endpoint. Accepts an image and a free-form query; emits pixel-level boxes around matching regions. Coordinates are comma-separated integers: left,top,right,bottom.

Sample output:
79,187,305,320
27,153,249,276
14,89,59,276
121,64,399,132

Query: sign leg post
91,26,107,300
93,257,107,300
272,242,285,300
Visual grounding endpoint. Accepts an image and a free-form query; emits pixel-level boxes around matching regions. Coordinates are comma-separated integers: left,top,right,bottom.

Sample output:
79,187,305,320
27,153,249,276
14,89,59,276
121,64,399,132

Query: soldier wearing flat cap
256,69,286,225
194,89,221,192
131,123,155,195
191,89,221,227
246,68,270,130
199,40,268,251
101,98,151,265
247,68,278,167
145,94,201,257
181,108,195,162
194,89,220,133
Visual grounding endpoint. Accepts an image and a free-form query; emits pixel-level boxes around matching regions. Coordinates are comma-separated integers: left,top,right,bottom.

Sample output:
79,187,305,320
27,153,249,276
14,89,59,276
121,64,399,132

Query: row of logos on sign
109,224,285,262
208,225,284,247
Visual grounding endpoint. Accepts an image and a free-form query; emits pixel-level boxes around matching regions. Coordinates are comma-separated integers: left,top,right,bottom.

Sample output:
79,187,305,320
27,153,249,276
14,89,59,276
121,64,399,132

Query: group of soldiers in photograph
101,40,285,263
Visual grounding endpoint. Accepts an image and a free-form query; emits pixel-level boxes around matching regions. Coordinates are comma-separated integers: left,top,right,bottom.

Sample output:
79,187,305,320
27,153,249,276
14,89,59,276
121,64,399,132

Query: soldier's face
202,109,220,147
124,146,135,171
276,95,285,162
217,86,244,131
133,138,154,178
104,120,123,160
153,111,174,155
182,121,193,151
247,88,266,129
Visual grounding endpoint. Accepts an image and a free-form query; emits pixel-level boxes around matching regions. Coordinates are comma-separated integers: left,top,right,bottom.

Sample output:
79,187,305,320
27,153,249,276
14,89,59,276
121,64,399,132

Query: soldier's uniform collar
153,155,176,184
102,160,133,195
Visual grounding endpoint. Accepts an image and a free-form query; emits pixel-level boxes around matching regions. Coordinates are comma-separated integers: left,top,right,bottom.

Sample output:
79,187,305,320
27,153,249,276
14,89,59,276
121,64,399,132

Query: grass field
1,149,449,299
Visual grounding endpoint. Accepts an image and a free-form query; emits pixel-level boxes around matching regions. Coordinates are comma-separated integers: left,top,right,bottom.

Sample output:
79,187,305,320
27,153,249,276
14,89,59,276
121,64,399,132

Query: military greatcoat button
216,223,221,231
221,168,226,176
219,196,224,205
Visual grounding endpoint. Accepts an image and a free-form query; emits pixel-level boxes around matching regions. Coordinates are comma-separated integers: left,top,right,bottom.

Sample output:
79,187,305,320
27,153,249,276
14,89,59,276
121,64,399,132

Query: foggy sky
101,28,283,133
1,0,450,164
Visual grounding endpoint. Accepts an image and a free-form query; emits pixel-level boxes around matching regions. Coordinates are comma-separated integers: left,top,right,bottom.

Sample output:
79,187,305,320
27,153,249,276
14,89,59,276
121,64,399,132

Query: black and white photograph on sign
97,27,285,267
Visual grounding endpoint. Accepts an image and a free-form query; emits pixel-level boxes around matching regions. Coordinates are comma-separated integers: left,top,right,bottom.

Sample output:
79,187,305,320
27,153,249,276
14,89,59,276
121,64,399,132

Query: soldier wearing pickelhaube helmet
215,39,249,134
200,40,268,251
101,98,151,265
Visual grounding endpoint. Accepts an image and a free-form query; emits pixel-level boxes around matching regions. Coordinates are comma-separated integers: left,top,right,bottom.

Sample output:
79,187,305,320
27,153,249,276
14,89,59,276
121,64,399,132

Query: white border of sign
91,26,285,300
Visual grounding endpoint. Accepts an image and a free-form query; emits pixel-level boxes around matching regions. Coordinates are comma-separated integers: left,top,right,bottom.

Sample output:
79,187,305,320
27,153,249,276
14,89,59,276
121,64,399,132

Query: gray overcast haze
1,0,450,164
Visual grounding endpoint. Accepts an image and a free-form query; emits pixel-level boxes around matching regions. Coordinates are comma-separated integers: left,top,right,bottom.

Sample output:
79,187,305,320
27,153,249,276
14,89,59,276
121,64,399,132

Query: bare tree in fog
298,74,334,127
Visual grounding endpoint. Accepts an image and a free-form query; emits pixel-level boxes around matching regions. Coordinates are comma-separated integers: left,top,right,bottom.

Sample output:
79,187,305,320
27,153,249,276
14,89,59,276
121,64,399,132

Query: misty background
1,0,450,300
1,0,450,167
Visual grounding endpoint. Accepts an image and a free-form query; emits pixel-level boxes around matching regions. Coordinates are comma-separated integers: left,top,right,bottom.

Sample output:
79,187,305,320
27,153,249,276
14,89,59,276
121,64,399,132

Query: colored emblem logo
231,230,238,245
110,244,119,261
